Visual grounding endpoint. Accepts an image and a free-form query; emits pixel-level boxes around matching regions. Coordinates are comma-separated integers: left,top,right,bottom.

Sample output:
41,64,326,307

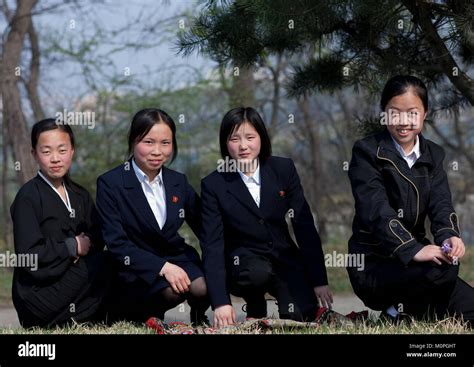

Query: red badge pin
278,190,285,197
172,195,179,203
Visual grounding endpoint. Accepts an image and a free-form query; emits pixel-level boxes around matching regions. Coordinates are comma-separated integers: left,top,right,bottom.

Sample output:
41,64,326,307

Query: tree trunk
229,65,255,108
1,116,11,249
25,17,45,122
300,94,328,242
0,0,39,185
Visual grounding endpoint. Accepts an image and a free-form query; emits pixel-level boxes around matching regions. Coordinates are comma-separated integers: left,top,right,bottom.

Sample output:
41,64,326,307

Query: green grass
0,321,155,334
0,269,13,304
0,317,472,334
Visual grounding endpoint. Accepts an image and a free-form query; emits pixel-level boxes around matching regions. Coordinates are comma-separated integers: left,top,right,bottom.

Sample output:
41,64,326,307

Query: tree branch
403,0,474,105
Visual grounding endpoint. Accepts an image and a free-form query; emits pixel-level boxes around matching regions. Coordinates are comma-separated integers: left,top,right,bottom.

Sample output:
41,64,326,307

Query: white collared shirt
391,135,421,169
37,170,72,213
132,159,167,229
238,161,261,207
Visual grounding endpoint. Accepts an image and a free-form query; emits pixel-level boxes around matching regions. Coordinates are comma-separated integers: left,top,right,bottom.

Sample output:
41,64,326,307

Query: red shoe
145,317,166,334
346,310,369,322
315,307,355,326
315,306,330,322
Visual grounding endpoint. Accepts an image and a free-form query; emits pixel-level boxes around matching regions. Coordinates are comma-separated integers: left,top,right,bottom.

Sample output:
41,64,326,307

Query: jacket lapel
161,166,180,232
259,160,281,215
66,183,82,219
377,130,416,179
122,159,163,234
415,134,435,168
223,171,262,218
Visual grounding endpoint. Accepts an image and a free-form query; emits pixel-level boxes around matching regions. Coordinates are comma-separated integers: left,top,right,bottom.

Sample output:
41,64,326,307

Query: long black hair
219,107,272,161
127,108,178,163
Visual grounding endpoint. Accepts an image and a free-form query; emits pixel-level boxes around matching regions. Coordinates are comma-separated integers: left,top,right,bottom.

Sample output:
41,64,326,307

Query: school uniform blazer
348,129,460,266
10,175,104,316
10,175,104,281
200,156,328,308
96,159,201,286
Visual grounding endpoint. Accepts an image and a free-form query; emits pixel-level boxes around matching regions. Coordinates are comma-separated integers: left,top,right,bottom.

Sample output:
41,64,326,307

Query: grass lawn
0,317,472,334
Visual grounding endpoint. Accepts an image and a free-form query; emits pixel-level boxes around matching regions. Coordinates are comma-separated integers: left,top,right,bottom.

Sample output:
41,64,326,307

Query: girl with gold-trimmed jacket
347,75,473,324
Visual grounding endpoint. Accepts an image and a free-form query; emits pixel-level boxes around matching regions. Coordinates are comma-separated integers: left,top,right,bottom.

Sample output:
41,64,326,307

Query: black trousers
348,259,474,321
227,248,319,321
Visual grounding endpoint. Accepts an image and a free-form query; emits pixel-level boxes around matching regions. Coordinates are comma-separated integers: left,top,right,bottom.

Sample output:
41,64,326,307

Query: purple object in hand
441,242,452,254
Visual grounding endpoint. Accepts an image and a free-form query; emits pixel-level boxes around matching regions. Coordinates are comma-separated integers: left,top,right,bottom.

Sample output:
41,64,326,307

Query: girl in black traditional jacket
347,75,474,323
10,119,109,328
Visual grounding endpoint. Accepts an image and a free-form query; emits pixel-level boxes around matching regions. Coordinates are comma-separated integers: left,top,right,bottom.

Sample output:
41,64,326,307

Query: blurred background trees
178,0,474,243
0,0,473,262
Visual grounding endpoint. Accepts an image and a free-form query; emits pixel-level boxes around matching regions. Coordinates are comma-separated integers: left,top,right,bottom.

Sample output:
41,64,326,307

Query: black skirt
15,252,111,328
106,257,205,323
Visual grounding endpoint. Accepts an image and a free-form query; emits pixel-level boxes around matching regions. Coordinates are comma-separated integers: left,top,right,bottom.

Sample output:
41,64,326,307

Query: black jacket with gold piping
348,129,460,266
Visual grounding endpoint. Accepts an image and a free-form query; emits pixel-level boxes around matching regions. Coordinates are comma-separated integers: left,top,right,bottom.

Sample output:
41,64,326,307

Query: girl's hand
413,245,451,265
75,232,91,256
443,236,465,260
314,285,333,309
160,262,191,293
213,305,236,328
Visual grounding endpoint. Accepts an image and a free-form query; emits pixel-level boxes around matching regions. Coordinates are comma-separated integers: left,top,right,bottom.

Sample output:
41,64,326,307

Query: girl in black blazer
348,75,474,324
200,107,333,328
96,108,209,325
10,119,109,328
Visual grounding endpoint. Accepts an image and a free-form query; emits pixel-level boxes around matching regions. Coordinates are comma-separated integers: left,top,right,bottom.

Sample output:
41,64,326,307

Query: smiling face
33,129,74,186
226,122,261,173
385,88,426,152
133,122,173,180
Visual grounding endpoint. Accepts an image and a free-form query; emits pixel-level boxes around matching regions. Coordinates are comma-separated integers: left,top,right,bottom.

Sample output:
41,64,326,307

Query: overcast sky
2,0,216,114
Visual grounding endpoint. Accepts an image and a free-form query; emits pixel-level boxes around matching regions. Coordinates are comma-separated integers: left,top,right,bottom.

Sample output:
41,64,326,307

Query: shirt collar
132,159,163,185
391,135,421,160
37,170,72,212
37,169,64,189
238,160,260,184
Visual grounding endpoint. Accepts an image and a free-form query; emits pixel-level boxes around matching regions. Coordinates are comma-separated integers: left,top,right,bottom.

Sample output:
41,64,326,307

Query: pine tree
178,0,474,108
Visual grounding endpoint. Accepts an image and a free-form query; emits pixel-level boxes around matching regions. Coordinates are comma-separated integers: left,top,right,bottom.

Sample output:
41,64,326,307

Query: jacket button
268,241,273,245
259,219,265,224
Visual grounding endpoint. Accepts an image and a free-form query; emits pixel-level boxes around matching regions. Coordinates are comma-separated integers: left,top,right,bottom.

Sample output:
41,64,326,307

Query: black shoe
190,309,210,327
242,298,268,319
